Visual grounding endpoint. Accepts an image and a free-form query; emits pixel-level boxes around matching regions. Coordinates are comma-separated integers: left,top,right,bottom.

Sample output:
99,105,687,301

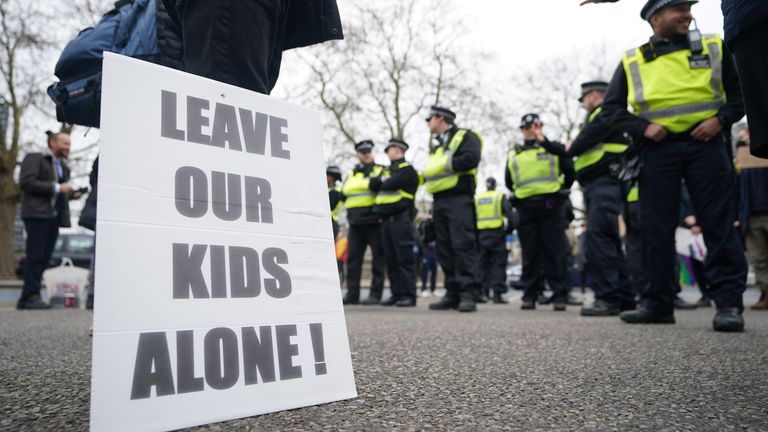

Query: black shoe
493,293,509,304
620,308,675,324
342,293,359,305
362,296,382,305
476,294,489,304
695,297,712,308
380,296,397,306
538,292,552,305
673,296,697,310
713,307,744,332
521,299,536,310
18,296,51,310
458,295,477,312
552,298,567,311
581,299,619,316
396,298,416,307
429,297,459,310
566,293,583,306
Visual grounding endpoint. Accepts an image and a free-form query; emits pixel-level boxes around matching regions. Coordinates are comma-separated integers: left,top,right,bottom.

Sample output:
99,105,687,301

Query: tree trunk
0,192,19,278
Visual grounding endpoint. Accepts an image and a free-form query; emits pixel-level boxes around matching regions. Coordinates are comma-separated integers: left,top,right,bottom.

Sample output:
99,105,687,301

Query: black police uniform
568,105,635,312
370,155,419,306
601,7,747,323
430,125,483,308
506,134,575,308
342,162,387,305
476,186,515,302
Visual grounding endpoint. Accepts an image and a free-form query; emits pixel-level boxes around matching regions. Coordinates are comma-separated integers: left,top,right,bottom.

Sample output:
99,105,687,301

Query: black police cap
578,81,609,102
385,138,409,152
326,165,342,180
641,0,698,21
355,140,375,152
426,106,456,122
519,113,542,128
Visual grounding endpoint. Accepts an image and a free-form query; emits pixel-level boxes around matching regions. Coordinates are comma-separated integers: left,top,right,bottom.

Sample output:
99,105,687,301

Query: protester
17,131,84,310
165,0,344,94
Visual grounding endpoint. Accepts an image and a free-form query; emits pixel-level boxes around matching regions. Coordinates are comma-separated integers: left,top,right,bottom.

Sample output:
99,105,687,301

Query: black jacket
165,0,344,50
369,159,419,216
568,106,631,185
19,152,72,226
432,125,482,200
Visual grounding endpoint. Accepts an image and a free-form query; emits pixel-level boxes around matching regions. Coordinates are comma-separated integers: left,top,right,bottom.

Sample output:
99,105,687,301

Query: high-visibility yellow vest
627,183,639,203
423,129,483,194
574,107,629,173
507,146,564,199
374,162,416,205
329,186,343,221
341,165,384,209
622,33,725,133
475,190,505,230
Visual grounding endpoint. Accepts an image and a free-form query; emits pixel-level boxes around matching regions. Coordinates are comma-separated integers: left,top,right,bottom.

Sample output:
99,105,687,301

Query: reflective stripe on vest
574,107,628,172
627,183,639,203
622,33,725,133
329,186,343,221
374,162,416,205
341,165,384,209
475,190,504,230
507,147,563,199
423,129,483,194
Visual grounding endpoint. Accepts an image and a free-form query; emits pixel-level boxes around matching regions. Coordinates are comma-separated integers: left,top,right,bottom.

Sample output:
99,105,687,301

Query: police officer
370,138,420,307
475,177,514,304
340,140,387,305
601,0,747,331
423,106,483,313
506,114,575,311
566,81,635,316
327,165,343,240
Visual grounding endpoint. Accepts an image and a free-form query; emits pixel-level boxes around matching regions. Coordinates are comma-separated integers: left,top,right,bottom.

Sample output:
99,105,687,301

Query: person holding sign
369,138,420,307
423,106,483,313
340,140,387,305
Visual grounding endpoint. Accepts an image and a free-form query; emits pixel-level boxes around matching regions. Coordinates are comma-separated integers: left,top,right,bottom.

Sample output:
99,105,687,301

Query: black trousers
731,18,768,158
624,201,644,298
584,177,634,306
380,213,416,301
517,199,569,302
433,194,480,300
477,228,508,296
19,218,59,304
639,135,747,314
346,223,385,300
178,0,289,94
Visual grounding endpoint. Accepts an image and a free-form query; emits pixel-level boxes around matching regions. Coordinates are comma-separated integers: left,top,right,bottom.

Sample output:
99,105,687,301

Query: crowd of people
326,0,767,333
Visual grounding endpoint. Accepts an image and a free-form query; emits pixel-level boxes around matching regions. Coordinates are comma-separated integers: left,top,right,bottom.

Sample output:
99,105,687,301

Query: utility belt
380,209,412,222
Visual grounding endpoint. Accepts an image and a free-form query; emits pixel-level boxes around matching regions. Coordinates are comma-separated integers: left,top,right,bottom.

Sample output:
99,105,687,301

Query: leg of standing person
344,224,366,304
18,219,58,309
428,250,437,293
747,214,768,309
730,18,768,158
380,218,400,305
366,224,386,303
517,204,542,308
431,201,458,305
625,201,644,299
393,215,417,306
541,201,570,310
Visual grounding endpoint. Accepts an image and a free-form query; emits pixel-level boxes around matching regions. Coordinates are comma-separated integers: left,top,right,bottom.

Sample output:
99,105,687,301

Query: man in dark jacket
17,132,83,310
165,0,344,94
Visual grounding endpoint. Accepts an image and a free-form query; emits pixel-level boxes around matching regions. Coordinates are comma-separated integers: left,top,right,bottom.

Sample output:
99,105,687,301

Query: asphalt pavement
1,290,767,431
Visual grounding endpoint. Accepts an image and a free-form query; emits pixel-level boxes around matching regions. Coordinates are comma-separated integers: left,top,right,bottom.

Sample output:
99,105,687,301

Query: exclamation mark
309,323,327,375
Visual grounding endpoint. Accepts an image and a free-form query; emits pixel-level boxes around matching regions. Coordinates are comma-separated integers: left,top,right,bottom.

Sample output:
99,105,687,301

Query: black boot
552,297,567,311
429,296,459,310
395,297,416,307
362,295,382,305
620,308,675,324
342,292,359,305
380,296,397,306
581,299,619,316
521,298,536,310
493,292,508,304
458,293,477,312
713,307,744,332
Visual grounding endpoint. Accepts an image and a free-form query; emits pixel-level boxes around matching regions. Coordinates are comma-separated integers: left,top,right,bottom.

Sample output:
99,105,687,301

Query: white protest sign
90,53,356,432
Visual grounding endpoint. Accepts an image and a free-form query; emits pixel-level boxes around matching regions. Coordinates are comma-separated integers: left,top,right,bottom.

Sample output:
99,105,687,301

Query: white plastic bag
43,257,90,309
